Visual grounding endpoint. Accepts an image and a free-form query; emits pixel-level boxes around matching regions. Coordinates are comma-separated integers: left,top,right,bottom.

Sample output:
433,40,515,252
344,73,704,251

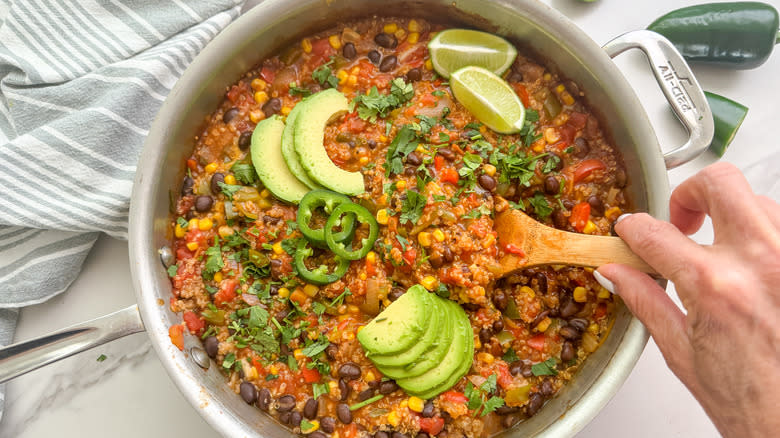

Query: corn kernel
561,91,575,106
532,138,546,153
188,218,199,229
421,276,438,291
198,218,213,231
588,323,599,334
185,241,198,251
417,231,432,247
278,287,290,298
387,411,400,427
269,242,282,255
376,209,389,225
365,371,376,382
350,66,360,75
218,226,234,238
379,135,388,143
328,380,338,393
521,286,535,298
432,229,445,242
359,272,367,280
408,19,421,32
260,189,271,198
477,352,495,364
597,286,611,299
415,144,427,154
483,233,496,248
356,325,363,333
479,125,488,134
336,69,349,85
425,59,433,70
348,305,360,314
268,364,279,375
204,162,218,173
308,330,319,340
301,38,312,53
535,316,552,332
301,419,319,434
474,337,482,349
407,32,419,44
394,29,407,40
399,400,408,408
249,110,263,123
338,305,347,314
293,348,305,360
175,223,186,238
303,284,319,297
254,91,269,104
328,34,342,49
223,174,237,185
247,366,259,380
483,164,497,177
605,206,622,221
213,272,223,282
383,23,398,34
544,127,561,144
396,180,409,190
281,106,293,116
251,78,267,91
582,220,597,235
408,396,424,413
543,73,552,81
366,251,376,264
359,156,369,165
474,286,486,297
573,286,588,303
347,75,358,87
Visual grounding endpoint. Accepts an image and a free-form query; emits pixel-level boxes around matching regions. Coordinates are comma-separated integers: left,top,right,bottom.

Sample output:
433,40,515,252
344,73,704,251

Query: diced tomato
568,112,588,130
403,247,417,266
513,83,531,107
496,361,513,389
419,417,445,435
441,390,468,404
186,158,197,171
504,243,525,256
343,423,359,438
558,124,576,145
169,325,184,351
214,279,239,306
301,365,321,383
434,155,444,171
252,357,264,371
527,333,546,351
420,93,437,107
259,66,275,83
439,167,459,184
569,202,591,232
344,112,367,133
175,245,194,260
572,159,606,183
183,311,205,334
226,85,243,103
594,303,608,320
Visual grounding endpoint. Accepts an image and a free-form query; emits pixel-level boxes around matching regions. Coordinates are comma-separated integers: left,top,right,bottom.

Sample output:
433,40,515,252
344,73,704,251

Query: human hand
593,162,780,438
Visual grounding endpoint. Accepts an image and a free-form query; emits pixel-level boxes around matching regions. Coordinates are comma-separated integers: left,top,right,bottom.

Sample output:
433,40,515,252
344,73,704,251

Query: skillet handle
0,305,144,383
603,30,715,170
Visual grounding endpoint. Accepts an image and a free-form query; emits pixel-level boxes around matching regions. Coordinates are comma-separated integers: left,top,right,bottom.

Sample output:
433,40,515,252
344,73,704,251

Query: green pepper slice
297,190,357,246
293,239,350,285
324,202,379,260
706,91,749,157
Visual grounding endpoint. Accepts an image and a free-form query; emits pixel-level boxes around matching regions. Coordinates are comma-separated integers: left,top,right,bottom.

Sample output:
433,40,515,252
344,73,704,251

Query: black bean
240,382,258,404
442,246,454,263
357,388,374,401
428,252,443,269
238,131,252,150
338,362,361,380
569,318,588,332
544,176,560,195
561,341,575,362
194,195,214,213
550,153,564,171
310,432,327,438
522,363,534,378
492,290,508,311
374,432,389,438
388,287,405,302
379,380,399,394
615,168,627,188
527,393,544,416
262,215,281,225
256,387,271,411
502,415,517,428
588,195,604,215
573,137,589,158
563,199,575,210
479,328,492,344
290,411,302,427
392,433,408,438
277,394,296,412
535,273,548,293
367,139,377,149
321,416,336,433
422,401,435,418
478,174,497,191
495,405,520,415
262,98,282,116
303,397,318,419
280,343,290,356
338,378,351,401
374,32,397,49
278,411,291,425
368,379,380,389
379,55,397,72
181,176,194,196
559,298,581,318
552,209,568,229
417,433,430,438
210,173,225,195
223,107,239,123
559,325,582,340
531,310,550,328
508,70,523,82
540,379,554,396
403,167,416,176
406,68,422,82
325,344,339,361
203,336,219,358
509,361,524,376
492,319,504,333
406,151,422,166
437,147,455,161
337,403,352,424
343,42,357,59
269,258,283,280
367,50,381,65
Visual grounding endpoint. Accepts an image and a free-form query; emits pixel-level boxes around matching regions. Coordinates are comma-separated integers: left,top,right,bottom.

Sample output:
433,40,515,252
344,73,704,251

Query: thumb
595,264,695,383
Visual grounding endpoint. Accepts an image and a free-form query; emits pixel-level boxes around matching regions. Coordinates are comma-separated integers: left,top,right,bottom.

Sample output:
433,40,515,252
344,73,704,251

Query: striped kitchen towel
0,0,245,418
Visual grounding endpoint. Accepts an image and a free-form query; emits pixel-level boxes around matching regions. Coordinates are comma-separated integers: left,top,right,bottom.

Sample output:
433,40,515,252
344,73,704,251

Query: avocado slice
293,89,365,195
250,115,310,204
396,301,474,396
376,298,455,379
357,285,431,355
281,99,322,190
369,294,444,367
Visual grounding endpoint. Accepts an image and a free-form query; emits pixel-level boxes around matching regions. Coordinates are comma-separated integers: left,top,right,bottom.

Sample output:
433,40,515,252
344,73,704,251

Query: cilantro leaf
312,59,339,89
288,82,312,97
481,396,505,416
218,182,243,200
502,348,519,363
541,155,561,174
203,242,224,276
531,357,559,376
230,161,257,185
529,192,553,219
399,190,426,224
329,288,352,307
384,125,418,177
479,374,498,393
167,264,178,278
312,382,330,400
302,336,330,358
350,78,414,122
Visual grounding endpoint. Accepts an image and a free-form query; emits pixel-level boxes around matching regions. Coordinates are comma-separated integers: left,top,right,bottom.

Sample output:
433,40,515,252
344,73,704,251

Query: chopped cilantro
203,240,224,276
265,374,279,381
222,352,236,370
396,235,410,251
176,217,189,228
529,192,553,219
230,161,257,185
312,58,339,89
531,357,559,376
312,301,327,316
435,283,450,298
329,288,352,307
481,396,505,416
542,154,561,174
281,237,305,256
432,90,446,97
287,354,299,371
465,374,505,417
96,354,107,362
217,182,243,200
463,204,491,219
312,382,330,399
350,78,414,122
301,335,330,358
502,348,519,363
167,264,178,278
399,190,426,224
384,125,419,176
438,132,450,143
490,149,546,187
285,220,298,235
288,82,312,97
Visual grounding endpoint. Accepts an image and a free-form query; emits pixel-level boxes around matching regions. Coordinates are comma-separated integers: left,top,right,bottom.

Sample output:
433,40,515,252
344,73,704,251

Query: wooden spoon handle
537,232,656,274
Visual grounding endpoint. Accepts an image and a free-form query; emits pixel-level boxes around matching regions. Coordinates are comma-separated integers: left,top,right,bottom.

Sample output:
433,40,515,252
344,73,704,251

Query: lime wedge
428,29,517,78
450,66,526,134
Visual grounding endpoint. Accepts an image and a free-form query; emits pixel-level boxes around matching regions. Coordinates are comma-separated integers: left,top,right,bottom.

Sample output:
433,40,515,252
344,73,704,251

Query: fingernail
594,270,618,296
615,213,632,224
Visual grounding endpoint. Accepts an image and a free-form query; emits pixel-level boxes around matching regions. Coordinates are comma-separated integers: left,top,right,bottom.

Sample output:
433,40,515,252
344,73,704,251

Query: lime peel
450,66,526,134
428,29,517,79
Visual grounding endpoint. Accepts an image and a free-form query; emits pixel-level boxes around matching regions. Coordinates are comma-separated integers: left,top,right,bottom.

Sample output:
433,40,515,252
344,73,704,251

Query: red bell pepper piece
572,159,606,183
527,333,546,351
569,202,591,232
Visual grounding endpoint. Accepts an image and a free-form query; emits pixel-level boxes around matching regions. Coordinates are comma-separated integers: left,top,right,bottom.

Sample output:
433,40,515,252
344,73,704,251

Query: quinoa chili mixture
168,17,629,438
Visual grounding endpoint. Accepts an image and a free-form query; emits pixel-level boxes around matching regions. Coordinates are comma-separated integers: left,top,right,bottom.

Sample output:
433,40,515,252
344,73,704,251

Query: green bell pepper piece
706,91,748,157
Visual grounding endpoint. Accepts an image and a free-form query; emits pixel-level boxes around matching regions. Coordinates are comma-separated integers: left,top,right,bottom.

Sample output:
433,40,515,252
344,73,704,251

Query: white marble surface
3,0,779,437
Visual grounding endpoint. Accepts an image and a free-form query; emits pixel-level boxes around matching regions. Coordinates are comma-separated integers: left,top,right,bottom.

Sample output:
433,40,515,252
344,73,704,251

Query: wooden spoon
494,208,655,276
